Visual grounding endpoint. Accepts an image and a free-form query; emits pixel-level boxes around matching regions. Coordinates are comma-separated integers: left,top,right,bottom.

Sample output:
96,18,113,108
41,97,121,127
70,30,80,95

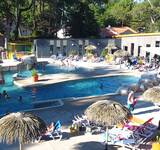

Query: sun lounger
72,115,105,134
124,117,157,133
100,127,137,149
52,120,62,140
105,126,154,150
103,117,157,150
73,115,90,126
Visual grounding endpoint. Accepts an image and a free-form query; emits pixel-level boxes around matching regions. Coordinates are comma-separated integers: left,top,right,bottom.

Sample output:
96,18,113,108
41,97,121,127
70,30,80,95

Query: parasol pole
105,126,109,150
19,142,22,150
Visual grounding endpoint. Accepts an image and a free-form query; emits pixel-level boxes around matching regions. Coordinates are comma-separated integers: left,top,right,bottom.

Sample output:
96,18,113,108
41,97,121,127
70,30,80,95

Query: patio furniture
104,126,155,150
124,117,157,134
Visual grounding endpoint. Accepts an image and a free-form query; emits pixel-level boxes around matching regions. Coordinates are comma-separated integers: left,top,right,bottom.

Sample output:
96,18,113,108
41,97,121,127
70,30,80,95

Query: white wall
121,35,160,57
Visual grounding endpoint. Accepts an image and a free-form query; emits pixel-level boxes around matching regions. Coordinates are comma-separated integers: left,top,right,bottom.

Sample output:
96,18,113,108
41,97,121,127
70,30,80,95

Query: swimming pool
12,63,86,78
0,72,139,115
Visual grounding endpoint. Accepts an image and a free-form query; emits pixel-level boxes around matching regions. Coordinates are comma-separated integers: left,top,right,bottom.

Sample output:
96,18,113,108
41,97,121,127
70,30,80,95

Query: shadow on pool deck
72,141,105,150
29,93,158,127
0,92,157,150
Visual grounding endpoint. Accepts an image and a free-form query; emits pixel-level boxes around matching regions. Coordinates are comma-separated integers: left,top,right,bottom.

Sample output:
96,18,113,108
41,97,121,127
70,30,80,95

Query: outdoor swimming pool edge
13,71,141,88
1,92,119,117
4,72,141,116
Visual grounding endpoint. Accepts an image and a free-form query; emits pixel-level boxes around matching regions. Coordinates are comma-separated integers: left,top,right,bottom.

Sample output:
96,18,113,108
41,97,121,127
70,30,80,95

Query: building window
146,44,151,47
155,41,160,47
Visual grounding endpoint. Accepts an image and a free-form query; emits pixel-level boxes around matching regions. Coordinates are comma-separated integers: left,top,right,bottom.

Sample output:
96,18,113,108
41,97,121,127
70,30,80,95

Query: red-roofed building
100,26,137,38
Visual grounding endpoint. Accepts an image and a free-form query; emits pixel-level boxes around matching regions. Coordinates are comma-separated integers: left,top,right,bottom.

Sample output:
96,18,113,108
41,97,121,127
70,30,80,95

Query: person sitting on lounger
39,121,62,141
39,122,54,141
47,122,54,132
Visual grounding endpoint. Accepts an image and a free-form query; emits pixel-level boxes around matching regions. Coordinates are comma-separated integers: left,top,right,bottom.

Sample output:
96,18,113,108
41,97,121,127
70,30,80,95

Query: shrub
101,49,108,57
68,49,78,56
31,69,38,77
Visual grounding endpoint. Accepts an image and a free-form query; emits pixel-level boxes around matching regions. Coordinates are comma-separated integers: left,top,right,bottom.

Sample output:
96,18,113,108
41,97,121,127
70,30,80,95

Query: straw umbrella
113,50,129,58
0,112,46,150
142,86,160,103
104,45,117,50
85,100,132,149
103,45,117,55
104,45,117,51
84,45,97,51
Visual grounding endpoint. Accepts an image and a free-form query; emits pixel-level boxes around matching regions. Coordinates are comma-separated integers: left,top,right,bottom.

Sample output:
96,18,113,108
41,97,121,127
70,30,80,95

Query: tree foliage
0,0,160,40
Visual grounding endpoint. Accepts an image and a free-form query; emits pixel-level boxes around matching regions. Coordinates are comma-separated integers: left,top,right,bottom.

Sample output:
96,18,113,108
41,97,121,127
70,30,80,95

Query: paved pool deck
0,61,157,150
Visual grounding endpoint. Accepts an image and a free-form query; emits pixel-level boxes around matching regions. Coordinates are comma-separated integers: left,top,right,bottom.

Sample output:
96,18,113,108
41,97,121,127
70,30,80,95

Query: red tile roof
112,27,137,34
100,26,137,38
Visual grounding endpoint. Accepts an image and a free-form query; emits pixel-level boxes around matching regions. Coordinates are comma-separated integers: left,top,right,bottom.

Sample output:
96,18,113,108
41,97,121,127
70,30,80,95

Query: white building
116,33,160,61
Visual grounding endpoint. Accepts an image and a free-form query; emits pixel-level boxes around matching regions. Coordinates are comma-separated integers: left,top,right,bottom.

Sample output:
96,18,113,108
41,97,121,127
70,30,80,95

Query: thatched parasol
84,45,97,51
85,100,132,149
113,50,129,57
85,100,131,126
142,86,160,103
104,45,117,54
104,45,117,50
0,112,46,150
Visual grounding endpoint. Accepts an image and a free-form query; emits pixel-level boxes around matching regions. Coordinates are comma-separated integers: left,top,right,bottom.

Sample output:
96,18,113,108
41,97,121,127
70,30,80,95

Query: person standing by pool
127,90,136,111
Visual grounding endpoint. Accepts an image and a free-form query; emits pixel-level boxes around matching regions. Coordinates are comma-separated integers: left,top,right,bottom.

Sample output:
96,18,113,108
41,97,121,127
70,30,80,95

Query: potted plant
152,134,160,150
31,69,38,82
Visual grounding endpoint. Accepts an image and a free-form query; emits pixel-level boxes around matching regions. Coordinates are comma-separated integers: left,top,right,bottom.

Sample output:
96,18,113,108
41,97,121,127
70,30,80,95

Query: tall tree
65,0,100,38
130,0,160,32
108,0,135,27
14,0,34,40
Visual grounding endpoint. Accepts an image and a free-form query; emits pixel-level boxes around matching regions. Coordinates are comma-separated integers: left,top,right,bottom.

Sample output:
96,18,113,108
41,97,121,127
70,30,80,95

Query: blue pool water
0,70,139,115
13,64,85,78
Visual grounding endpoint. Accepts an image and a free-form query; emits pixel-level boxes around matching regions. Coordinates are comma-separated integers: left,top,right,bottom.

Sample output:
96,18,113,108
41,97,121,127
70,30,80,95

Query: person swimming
99,83,104,90
2,90,10,99
18,96,23,103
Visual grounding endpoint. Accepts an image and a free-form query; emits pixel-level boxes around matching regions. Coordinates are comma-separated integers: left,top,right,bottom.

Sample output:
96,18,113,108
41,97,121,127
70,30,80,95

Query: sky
135,0,143,2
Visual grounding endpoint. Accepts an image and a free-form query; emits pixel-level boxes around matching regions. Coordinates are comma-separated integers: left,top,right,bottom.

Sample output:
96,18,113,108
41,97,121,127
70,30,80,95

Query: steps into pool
32,99,63,109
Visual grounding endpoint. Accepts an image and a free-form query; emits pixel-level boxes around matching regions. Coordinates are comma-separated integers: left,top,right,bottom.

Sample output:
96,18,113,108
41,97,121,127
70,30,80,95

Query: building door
124,46,128,51
146,52,150,62
131,43,134,56
138,46,141,57
50,45,54,55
